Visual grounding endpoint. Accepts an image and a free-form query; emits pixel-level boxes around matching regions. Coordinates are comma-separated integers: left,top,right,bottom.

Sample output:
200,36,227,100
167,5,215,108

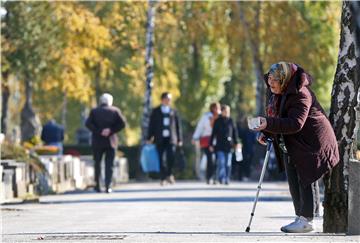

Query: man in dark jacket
41,119,64,154
147,92,183,185
209,105,240,185
86,93,126,193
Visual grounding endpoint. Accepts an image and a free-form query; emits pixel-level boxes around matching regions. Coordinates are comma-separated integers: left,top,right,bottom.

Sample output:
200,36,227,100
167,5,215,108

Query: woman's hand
253,117,267,131
257,133,267,146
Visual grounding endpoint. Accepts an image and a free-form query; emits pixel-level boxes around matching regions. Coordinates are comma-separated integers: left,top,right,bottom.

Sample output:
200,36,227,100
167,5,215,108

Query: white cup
247,117,261,130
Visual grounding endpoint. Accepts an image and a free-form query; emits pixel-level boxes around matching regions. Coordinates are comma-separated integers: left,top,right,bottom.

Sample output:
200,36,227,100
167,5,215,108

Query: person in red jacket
251,62,339,233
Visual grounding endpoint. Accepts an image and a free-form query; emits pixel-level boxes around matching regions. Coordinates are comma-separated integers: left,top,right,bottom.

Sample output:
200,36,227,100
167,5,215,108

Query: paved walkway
1,181,359,242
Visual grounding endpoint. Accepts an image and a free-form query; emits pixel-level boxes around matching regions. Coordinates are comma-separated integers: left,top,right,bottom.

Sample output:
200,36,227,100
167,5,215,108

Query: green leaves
2,1,342,144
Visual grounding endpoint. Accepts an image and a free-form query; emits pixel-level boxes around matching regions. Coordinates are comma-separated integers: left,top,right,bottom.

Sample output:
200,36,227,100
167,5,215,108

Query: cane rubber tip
245,227,250,232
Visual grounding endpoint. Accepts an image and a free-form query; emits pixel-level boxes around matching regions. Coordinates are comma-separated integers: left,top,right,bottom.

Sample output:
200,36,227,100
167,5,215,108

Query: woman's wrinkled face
268,74,282,94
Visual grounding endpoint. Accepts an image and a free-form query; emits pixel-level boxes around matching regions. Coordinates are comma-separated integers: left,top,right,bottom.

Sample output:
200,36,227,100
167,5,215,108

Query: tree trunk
141,0,156,145
61,92,67,130
1,8,10,136
20,75,41,142
350,2,360,46
350,2,360,88
324,1,360,233
238,2,265,116
94,63,102,103
1,76,10,134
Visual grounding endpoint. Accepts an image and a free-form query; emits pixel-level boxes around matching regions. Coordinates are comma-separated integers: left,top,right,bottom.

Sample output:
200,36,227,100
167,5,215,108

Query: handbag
140,144,160,173
175,147,186,172
199,136,210,148
235,147,243,162
200,153,207,171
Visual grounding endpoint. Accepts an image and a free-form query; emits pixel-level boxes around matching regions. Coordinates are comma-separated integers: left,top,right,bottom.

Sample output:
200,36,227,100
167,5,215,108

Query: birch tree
141,0,156,145
324,1,360,233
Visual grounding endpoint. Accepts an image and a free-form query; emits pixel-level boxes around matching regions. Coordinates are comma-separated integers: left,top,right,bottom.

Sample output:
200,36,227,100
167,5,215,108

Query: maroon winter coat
263,67,339,186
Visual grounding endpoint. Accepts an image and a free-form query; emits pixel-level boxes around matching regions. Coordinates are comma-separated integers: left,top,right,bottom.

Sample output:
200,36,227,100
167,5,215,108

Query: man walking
86,93,126,193
147,92,183,185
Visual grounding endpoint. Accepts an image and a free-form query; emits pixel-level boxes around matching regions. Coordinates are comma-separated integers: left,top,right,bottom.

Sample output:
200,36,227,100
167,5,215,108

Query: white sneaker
280,216,299,232
281,216,314,233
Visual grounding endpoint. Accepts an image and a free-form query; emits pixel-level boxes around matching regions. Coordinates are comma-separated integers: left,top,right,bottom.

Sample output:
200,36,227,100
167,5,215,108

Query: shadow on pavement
4,231,347,237
40,196,292,204
63,186,288,195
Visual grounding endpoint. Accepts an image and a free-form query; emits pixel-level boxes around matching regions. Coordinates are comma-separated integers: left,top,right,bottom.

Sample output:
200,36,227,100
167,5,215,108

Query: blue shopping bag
140,144,160,173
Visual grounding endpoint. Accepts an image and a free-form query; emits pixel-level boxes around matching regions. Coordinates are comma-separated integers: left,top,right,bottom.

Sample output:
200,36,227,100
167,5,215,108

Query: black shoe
94,186,101,193
105,187,112,193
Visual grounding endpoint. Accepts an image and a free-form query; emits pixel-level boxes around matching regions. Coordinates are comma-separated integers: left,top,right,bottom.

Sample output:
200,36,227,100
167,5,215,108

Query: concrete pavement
1,181,359,242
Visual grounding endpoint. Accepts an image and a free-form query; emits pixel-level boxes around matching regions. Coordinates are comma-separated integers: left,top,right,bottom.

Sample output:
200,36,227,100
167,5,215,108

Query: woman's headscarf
266,62,312,117
266,62,295,117
268,62,296,93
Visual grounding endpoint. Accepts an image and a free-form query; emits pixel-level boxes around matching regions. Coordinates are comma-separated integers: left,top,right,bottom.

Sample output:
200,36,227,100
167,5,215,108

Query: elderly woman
252,62,339,233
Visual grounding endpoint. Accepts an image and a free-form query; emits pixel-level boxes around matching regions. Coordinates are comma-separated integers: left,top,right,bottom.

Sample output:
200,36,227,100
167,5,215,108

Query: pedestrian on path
236,117,256,182
209,105,240,185
41,119,64,155
192,102,220,184
252,62,339,233
86,93,126,193
147,92,183,186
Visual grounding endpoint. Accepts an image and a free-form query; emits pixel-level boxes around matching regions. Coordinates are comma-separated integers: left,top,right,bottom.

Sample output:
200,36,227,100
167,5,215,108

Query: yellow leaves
120,54,146,104
3,1,342,145
99,58,111,79
158,69,180,96
121,65,142,82
124,127,141,146
54,2,111,50
41,77,60,91
158,11,178,27
153,57,180,105
35,3,113,104
61,68,93,103
56,3,88,32
128,35,140,50
103,3,123,26
39,44,96,103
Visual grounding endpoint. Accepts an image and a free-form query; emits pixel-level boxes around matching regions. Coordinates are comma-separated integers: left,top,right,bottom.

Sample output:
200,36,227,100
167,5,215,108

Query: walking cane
245,138,272,232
